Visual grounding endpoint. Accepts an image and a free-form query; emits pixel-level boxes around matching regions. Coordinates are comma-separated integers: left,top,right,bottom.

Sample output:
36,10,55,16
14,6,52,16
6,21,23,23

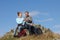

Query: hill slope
0,24,60,40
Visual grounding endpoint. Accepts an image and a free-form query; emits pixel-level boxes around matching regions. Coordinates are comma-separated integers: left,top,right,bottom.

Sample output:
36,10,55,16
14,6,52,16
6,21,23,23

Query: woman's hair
17,12,22,16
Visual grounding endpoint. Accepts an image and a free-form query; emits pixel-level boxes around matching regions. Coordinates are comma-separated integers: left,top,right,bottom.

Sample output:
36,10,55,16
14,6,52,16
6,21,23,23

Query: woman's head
17,12,22,17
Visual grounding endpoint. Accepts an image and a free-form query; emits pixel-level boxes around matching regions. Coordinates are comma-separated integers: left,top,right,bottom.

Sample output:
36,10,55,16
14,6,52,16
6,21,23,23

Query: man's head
25,11,29,17
17,12,22,17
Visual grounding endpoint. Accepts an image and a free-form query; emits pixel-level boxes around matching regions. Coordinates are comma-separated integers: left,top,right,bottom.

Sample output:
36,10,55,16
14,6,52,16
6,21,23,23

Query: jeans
20,23,37,35
14,24,23,36
23,23,42,35
14,23,41,36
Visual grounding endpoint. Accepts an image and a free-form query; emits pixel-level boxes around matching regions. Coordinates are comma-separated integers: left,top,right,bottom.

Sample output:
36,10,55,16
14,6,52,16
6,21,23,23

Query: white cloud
29,11,40,16
35,18,53,22
29,11,49,16
40,12,49,16
29,11,53,22
55,31,60,34
54,25,60,28
52,25,60,34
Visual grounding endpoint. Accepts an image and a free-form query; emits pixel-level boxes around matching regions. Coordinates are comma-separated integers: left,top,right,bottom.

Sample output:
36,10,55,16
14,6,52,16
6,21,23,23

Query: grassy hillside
0,24,60,40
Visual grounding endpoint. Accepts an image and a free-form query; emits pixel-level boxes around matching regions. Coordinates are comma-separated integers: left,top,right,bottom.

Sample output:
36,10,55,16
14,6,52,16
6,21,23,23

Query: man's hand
24,18,29,22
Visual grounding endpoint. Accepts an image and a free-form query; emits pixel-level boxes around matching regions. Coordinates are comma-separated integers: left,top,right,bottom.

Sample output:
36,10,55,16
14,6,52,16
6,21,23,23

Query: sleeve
22,18,25,25
16,18,19,24
22,21,25,25
26,22,31,25
28,16,32,21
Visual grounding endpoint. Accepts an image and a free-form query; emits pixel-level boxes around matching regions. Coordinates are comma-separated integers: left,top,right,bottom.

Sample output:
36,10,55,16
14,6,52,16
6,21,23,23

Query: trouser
20,24,31,35
23,23,42,35
14,24,23,36
20,23,37,35
34,28,42,35
29,26,41,35
14,23,41,36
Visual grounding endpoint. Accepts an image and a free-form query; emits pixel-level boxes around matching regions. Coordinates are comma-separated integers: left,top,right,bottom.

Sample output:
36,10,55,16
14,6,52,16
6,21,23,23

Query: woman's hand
30,23,33,26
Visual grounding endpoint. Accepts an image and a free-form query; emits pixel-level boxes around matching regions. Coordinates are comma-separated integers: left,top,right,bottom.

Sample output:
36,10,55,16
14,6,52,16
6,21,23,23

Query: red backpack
18,29,27,37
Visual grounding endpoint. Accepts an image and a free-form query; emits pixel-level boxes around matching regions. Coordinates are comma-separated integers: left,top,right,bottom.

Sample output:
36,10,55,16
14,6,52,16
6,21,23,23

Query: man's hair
25,11,29,14
17,12,21,16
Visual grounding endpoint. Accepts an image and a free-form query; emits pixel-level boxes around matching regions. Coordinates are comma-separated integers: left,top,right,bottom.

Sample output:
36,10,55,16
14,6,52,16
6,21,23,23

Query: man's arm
27,16,33,23
28,17,32,22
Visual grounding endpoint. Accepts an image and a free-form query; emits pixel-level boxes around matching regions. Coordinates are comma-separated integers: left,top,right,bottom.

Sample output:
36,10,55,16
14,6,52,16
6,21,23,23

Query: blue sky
0,0,60,36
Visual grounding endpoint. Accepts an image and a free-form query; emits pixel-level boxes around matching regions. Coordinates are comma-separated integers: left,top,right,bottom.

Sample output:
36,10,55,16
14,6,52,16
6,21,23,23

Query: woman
14,12,26,37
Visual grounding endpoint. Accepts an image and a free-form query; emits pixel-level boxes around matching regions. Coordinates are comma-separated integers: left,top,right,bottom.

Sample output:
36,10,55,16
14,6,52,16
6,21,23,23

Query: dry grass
0,25,60,40
0,31,60,40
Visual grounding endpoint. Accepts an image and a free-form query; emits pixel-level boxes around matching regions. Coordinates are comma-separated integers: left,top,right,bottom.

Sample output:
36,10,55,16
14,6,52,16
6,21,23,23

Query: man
24,11,36,35
24,11,42,35
24,11,32,23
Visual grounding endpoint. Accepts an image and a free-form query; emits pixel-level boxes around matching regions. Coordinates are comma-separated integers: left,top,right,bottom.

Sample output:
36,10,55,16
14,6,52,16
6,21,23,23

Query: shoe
14,35,17,37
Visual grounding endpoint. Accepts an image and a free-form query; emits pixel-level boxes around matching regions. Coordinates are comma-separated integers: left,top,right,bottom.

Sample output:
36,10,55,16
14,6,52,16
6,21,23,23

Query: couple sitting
14,11,42,37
